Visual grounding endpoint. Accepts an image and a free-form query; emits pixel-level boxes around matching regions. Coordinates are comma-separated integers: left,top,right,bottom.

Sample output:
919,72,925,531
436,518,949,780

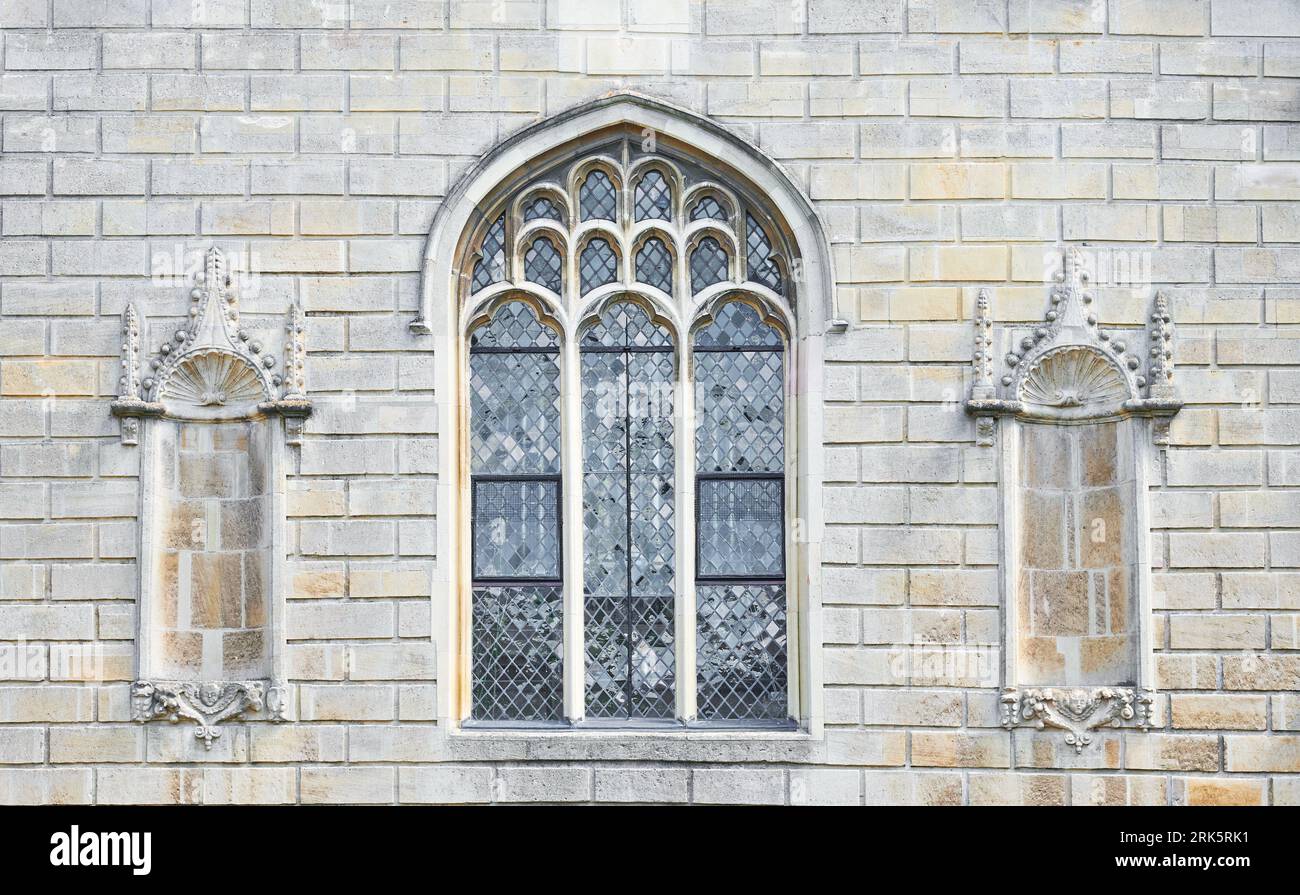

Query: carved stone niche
966,249,1180,753
111,247,310,748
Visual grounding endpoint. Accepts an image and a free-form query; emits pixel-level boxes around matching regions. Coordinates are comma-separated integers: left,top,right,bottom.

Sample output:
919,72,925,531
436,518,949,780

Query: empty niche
112,247,310,748
966,249,1180,753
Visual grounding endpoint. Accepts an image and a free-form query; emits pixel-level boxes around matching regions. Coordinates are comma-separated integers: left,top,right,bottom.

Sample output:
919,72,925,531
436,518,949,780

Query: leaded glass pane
472,584,563,721
473,479,561,579
696,478,783,578
694,300,783,349
581,302,676,719
579,170,617,221
470,215,506,293
523,236,563,293
690,195,728,222
585,595,675,719
469,300,557,350
634,170,672,222
579,238,618,295
694,350,784,474
745,212,783,294
523,195,563,224
581,300,673,351
469,351,561,474
635,237,672,293
697,584,788,721
690,237,728,294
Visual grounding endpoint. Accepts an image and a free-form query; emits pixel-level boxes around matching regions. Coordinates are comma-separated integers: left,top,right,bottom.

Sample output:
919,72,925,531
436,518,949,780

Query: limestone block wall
0,0,1299,805
1016,420,1139,688
150,419,273,681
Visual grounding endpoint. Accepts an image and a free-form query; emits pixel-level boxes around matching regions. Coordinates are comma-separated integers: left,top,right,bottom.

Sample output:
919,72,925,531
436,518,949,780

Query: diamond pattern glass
690,195,728,222
697,478,783,578
524,236,563,293
584,595,676,718
745,212,783,294
523,195,563,224
579,170,617,221
469,299,557,350
694,299,783,349
465,153,805,727
579,238,618,295
470,215,506,293
470,301,564,722
694,351,784,474
581,302,676,719
693,298,787,721
473,479,561,579
472,585,564,721
635,237,672,293
469,352,561,474
690,237,728,294
696,584,788,721
634,170,672,222
581,301,673,351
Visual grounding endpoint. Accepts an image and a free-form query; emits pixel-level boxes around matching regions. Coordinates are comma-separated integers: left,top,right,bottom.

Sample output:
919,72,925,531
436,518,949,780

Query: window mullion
560,330,586,723
675,341,698,722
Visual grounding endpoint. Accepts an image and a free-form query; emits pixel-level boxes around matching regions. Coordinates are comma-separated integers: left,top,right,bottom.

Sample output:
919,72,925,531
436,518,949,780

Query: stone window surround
416,93,838,736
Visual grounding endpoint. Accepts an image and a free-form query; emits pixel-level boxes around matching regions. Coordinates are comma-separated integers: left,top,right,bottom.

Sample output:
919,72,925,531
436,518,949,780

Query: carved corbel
1001,686,1154,754
131,679,275,750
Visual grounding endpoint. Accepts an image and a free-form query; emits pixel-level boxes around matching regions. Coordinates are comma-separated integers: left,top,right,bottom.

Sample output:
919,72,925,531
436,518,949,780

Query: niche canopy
111,246,310,748
967,248,1181,443
112,247,311,442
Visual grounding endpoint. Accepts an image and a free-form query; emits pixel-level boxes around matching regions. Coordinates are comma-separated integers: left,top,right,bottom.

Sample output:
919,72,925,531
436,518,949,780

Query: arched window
427,96,831,731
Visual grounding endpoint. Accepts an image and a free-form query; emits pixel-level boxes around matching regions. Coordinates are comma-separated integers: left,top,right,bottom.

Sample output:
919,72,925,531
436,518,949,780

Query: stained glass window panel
634,170,672,221
635,238,672,293
523,236,563,293
579,238,618,295
696,584,788,721
472,479,561,579
470,215,506,293
472,585,564,721
579,170,617,221
690,237,728,294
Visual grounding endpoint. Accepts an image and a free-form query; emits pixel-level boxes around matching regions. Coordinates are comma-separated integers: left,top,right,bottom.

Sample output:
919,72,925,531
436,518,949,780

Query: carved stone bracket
1001,686,1154,754
965,250,1181,445
131,679,288,749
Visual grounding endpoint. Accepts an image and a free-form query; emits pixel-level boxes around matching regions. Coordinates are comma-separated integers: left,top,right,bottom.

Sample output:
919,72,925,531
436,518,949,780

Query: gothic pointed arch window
422,95,833,731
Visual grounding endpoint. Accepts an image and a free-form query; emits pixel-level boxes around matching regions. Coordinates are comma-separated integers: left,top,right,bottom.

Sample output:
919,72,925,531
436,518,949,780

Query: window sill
444,719,819,763
460,718,800,733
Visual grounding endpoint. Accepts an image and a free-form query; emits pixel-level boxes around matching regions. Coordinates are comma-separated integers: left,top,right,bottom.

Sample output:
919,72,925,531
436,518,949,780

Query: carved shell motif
1019,347,1130,416
160,349,268,416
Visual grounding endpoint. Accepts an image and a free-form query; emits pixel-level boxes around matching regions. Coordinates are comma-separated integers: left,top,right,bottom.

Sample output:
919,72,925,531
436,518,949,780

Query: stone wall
1,0,1299,805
